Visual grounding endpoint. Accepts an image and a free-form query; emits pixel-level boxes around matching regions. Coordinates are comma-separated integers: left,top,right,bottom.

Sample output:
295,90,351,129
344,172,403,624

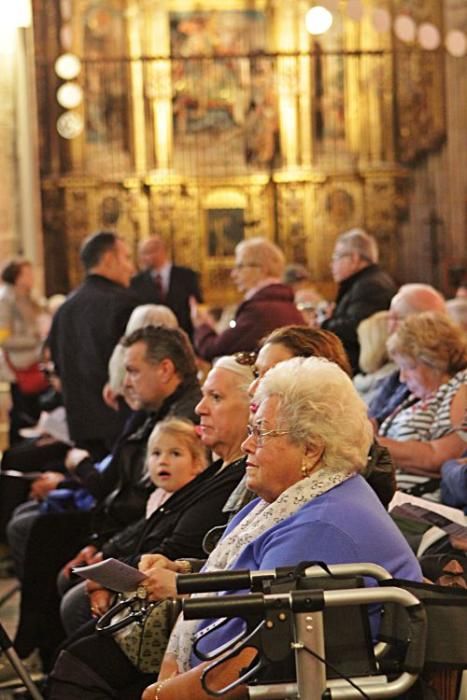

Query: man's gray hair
256,356,373,473
236,237,285,277
337,228,378,264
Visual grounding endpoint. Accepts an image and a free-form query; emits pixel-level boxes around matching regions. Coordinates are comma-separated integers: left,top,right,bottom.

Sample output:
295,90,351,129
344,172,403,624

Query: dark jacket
48,274,137,453
323,264,396,374
194,283,304,361
101,456,246,563
368,369,411,425
78,378,202,542
130,266,202,337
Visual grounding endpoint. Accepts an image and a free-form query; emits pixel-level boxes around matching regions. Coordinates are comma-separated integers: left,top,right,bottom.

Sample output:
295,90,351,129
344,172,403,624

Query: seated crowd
0,230,465,700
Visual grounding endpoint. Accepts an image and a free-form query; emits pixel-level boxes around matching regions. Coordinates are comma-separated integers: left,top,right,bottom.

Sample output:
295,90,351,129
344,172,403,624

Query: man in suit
130,236,202,337
48,231,137,459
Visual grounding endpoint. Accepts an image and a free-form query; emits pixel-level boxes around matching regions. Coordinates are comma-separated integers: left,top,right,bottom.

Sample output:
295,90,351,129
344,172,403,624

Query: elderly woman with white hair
139,356,422,700
190,237,304,360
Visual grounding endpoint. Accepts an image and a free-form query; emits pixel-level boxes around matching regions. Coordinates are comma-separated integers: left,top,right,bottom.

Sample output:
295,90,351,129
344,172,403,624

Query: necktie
154,273,165,300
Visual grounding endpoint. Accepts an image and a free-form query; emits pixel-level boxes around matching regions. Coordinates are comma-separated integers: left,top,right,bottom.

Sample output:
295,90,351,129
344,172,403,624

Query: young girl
60,418,209,633
145,417,208,516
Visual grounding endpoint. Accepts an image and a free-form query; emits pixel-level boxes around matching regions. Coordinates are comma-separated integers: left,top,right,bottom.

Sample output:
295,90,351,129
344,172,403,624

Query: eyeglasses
246,424,290,446
331,252,352,262
232,263,261,270
234,351,257,367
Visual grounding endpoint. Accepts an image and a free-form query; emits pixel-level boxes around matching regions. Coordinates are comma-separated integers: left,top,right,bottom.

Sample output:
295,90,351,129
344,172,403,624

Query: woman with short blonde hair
386,311,466,375
378,311,467,497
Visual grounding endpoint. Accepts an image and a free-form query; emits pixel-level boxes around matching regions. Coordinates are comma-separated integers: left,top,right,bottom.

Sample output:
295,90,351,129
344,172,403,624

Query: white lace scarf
167,466,351,671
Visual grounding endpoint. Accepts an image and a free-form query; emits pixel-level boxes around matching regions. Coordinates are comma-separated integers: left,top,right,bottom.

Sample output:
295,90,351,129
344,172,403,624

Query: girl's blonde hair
147,417,208,473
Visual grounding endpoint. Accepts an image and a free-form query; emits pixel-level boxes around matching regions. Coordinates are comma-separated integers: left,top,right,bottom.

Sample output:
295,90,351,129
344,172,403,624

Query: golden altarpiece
32,0,445,303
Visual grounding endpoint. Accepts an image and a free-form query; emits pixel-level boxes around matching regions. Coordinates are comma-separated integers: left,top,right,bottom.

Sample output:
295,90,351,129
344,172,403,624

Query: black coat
48,275,137,452
323,264,397,374
102,456,246,564
75,378,202,541
12,380,201,663
130,266,202,337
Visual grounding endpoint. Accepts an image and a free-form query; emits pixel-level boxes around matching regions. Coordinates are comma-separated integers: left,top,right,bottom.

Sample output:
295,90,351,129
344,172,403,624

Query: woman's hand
141,566,178,601
29,471,65,500
64,447,90,472
61,544,99,579
88,587,114,617
158,653,180,681
142,649,253,700
139,554,179,573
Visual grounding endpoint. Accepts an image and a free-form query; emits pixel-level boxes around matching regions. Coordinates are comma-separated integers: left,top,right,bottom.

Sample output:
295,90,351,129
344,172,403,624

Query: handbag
4,353,48,395
96,587,181,673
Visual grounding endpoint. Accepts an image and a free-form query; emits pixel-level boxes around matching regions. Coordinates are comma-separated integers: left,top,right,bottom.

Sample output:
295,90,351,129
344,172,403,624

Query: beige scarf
167,466,351,671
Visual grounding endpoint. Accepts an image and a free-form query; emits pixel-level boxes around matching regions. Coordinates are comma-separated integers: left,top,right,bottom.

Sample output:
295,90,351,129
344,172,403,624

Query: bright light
54,53,81,80
394,15,416,43
57,82,83,109
305,6,333,35
418,23,441,50
320,0,338,11
0,1,32,28
56,111,84,139
372,8,391,33
347,0,364,21
445,30,467,58
60,24,73,51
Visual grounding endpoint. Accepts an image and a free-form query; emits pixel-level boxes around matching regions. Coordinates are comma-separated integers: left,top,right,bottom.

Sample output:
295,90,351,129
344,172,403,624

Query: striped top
379,368,466,500
380,369,466,442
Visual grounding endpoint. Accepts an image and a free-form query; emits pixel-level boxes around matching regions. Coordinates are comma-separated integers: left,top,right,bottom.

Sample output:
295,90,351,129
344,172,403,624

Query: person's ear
157,357,176,383
302,442,325,475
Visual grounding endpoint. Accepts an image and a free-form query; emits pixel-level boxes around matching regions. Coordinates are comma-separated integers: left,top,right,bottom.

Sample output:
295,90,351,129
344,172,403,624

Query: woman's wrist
153,679,169,700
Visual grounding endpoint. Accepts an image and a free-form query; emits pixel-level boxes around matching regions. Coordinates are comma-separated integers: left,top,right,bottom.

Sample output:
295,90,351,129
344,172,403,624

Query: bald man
368,283,447,424
130,236,202,337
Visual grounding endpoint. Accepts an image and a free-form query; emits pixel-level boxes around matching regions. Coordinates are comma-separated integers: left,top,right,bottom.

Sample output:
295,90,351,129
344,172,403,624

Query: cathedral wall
0,46,18,261
28,0,467,300
399,0,466,295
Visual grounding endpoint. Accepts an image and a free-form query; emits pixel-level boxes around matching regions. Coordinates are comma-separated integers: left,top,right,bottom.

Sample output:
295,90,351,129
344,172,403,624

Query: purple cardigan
191,475,422,666
194,283,304,360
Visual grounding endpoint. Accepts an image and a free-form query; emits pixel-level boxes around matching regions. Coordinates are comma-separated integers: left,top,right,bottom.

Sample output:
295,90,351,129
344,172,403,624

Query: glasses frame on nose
232,262,261,270
331,252,352,263
246,424,291,447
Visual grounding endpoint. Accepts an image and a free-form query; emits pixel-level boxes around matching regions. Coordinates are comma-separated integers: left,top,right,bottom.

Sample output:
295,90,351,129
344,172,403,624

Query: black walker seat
177,562,467,700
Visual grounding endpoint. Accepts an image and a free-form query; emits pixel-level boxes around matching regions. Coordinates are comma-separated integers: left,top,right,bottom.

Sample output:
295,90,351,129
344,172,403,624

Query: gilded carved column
145,2,173,171
357,10,393,165
0,44,18,259
126,1,147,174
297,0,312,167
271,0,299,169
